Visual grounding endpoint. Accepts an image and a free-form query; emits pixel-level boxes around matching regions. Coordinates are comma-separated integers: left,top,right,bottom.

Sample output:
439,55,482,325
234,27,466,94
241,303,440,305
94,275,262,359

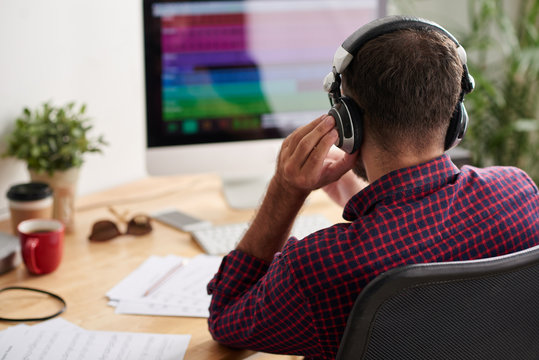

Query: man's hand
274,114,358,198
236,115,358,262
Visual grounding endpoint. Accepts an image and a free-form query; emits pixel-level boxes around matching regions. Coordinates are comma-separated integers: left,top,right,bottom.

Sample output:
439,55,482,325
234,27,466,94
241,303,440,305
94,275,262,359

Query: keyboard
191,214,332,255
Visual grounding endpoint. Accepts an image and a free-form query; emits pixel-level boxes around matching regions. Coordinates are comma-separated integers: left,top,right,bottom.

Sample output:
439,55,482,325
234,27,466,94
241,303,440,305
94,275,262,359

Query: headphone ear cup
445,101,469,151
328,96,363,154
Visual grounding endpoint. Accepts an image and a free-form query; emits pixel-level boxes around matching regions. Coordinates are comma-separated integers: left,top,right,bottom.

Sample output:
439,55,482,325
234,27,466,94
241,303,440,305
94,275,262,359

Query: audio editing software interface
148,1,379,144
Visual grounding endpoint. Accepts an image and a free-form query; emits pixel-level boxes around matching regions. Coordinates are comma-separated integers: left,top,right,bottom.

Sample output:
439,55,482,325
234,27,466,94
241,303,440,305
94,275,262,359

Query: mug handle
24,238,41,274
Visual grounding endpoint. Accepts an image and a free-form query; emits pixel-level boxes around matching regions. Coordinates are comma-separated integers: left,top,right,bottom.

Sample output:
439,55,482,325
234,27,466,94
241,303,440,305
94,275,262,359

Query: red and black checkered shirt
207,154,539,359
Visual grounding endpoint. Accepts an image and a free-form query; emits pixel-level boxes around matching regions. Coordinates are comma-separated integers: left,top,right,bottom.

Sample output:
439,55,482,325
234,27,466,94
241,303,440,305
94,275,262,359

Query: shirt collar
343,154,460,220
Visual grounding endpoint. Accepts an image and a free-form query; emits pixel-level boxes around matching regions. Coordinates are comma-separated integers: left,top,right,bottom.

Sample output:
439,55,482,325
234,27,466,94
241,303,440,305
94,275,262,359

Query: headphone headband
343,16,459,57
323,15,473,92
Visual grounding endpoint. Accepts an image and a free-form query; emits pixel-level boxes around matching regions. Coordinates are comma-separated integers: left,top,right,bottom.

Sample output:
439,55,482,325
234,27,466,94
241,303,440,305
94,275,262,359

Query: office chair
336,244,539,360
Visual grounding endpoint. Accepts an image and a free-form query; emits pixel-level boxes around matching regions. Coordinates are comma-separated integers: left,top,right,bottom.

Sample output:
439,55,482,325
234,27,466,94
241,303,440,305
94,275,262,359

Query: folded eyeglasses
88,207,152,242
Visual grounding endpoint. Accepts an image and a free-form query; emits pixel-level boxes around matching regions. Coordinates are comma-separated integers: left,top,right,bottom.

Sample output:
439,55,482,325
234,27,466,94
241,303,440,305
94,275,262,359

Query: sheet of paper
31,316,83,331
108,254,223,318
142,254,222,301
0,324,29,355
107,255,183,300
0,318,190,360
115,296,210,318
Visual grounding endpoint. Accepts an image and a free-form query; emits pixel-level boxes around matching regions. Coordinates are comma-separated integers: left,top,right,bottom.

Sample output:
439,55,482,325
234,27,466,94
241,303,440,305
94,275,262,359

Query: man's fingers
277,114,346,192
301,129,339,172
283,115,327,149
288,116,336,168
280,115,326,161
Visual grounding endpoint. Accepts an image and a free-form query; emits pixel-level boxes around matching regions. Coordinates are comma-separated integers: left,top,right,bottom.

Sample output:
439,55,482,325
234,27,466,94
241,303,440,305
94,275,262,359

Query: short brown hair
342,28,463,153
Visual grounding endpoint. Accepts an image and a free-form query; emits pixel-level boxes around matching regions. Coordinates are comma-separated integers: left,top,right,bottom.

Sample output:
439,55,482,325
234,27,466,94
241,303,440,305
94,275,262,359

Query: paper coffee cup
7,182,54,235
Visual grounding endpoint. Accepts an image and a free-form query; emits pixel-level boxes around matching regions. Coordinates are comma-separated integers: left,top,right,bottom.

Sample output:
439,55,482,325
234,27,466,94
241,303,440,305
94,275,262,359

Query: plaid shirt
207,154,539,359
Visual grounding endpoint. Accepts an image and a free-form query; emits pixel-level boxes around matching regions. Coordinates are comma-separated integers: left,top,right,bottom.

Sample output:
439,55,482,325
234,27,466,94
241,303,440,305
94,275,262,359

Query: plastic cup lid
6,182,53,201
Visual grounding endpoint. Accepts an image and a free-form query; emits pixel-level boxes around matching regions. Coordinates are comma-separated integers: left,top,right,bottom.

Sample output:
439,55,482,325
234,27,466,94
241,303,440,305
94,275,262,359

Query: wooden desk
0,174,343,359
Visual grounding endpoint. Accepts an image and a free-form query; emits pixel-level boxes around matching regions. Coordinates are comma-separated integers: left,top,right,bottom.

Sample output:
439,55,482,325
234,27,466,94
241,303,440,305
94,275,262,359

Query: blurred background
0,0,537,218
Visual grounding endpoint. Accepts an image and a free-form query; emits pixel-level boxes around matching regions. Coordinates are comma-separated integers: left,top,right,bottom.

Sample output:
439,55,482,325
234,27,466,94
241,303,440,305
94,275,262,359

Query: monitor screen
144,0,386,149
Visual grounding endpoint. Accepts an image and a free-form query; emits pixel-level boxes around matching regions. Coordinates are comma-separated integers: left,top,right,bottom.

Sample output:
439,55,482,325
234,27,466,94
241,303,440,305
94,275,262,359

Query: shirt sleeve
207,248,322,356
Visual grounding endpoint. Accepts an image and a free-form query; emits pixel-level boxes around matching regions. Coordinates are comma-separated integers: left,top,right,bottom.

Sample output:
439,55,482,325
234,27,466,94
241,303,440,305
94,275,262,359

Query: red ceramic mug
17,219,64,275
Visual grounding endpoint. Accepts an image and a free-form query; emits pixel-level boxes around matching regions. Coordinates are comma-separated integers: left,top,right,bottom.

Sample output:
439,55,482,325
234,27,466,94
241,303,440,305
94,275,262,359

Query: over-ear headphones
323,15,475,154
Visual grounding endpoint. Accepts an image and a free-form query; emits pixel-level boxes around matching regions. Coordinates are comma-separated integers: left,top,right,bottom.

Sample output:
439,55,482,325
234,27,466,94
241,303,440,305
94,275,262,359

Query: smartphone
151,209,212,232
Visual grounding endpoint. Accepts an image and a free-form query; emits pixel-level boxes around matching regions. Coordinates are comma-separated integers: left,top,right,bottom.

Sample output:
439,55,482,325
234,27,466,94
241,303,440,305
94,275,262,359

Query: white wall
0,0,147,217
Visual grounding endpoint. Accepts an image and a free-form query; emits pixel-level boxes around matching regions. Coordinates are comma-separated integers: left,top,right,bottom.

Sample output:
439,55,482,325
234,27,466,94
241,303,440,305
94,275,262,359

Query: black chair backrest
336,244,539,360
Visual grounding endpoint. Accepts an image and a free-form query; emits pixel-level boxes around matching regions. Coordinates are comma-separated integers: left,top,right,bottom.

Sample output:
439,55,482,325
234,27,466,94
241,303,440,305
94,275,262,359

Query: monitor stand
221,173,273,209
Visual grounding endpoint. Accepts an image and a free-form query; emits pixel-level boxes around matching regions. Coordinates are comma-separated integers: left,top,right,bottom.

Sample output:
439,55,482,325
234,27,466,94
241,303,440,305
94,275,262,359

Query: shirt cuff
207,250,270,297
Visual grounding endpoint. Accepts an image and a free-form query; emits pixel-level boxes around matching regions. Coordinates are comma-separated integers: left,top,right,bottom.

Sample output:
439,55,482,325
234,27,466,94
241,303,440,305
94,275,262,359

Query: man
207,16,539,360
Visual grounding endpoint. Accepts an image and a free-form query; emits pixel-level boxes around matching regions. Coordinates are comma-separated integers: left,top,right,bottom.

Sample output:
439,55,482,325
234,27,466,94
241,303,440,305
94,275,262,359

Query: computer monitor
143,0,386,208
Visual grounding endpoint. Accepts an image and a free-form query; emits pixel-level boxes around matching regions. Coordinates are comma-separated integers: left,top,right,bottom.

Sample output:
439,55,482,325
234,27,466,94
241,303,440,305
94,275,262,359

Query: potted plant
2,101,107,232
459,0,539,183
